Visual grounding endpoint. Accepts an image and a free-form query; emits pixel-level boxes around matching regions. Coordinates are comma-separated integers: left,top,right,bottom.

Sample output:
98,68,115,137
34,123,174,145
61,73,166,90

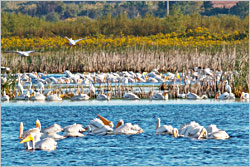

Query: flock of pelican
19,115,229,151
1,68,249,101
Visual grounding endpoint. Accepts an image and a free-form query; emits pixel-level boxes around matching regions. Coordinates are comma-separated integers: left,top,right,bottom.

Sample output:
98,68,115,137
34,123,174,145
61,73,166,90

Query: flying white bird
52,31,86,46
5,50,36,57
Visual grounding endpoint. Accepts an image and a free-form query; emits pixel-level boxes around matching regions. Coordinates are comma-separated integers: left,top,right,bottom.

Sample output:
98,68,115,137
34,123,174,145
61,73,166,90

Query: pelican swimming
114,119,143,135
96,92,110,100
206,124,229,140
71,93,90,101
123,92,140,100
240,92,249,100
178,121,207,139
46,94,62,101
176,85,186,98
150,91,168,100
86,115,114,135
41,123,65,140
5,50,36,57
30,92,46,101
1,90,9,101
155,118,174,135
62,123,86,137
186,92,208,100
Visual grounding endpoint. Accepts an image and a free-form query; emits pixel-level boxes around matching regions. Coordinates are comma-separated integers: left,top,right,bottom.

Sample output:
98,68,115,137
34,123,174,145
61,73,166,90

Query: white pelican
150,91,168,100
216,90,235,100
96,93,110,100
186,92,208,100
14,90,30,100
30,92,46,101
52,31,86,46
5,50,36,57
17,75,24,95
225,80,235,99
86,115,114,135
71,94,90,101
178,121,207,139
155,118,174,135
206,124,229,140
176,85,186,98
20,133,57,151
41,123,65,140
240,92,249,100
1,90,9,101
46,94,62,101
114,119,143,135
62,123,85,137
123,92,140,100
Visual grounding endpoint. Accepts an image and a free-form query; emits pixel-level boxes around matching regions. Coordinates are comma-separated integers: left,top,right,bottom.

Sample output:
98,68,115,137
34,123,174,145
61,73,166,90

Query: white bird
186,92,208,100
155,118,174,135
6,50,36,57
30,92,46,101
114,119,143,135
20,132,57,151
41,123,65,140
71,93,90,101
86,115,114,135
1,90,9,101
123,92,140,100
96,92,110,100
150,91,168,100
241,92,249,99
206,124,229,140
62,123,86,137
176,85,186,98
46,94,62,101
178,121,207,139
17,75,24,95
52,31,86,46
19,120,57,150
225,80,235,99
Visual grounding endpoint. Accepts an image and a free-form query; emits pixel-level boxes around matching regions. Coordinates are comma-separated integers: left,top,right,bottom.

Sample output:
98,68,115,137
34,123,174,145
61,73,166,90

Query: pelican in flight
52,31,86,46
5,50,36,57
206,124,229,140
123,92,140,100
114,119,143,135
149,91,168,100
155,118,175,135
178,121,207,139
62,123,86,137
1,90,9,101
240,92,249,100
86,115,114,135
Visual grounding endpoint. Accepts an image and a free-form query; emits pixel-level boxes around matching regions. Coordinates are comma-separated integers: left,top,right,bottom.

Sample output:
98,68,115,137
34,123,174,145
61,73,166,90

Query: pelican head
198,128,207,139
97,114,113,128
19,122,24,139
115,119,124,129
36,119,41,130
156,118,160,130
172,128,179,138
20,133,33,144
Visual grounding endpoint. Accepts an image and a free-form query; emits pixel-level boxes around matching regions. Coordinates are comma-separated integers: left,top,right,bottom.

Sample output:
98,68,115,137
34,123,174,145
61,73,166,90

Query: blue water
1,100,249,166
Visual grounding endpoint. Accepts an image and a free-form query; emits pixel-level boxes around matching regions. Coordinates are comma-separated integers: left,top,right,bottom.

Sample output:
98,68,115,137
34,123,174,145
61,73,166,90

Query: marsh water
1,99,249,166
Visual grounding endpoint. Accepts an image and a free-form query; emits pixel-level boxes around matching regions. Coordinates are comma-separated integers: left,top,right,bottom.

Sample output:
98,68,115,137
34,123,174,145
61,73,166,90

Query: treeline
2,10,248,38
1,1,249,21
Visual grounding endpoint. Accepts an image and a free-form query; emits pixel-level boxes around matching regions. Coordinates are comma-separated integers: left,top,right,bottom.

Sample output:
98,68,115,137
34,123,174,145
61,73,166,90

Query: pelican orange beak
173,129,178,138
198,129,207,139
115,121,122,129
36,119,41,130
19,122,23,139
165,76,169,80
59,94,64,98
163,92,168,97
97,114,112,126
20,134,33,143
177,74,181,81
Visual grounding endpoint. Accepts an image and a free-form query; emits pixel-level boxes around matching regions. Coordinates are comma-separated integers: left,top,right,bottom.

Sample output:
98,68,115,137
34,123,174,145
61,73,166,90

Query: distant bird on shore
5,50,36,57
52,31,86,46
